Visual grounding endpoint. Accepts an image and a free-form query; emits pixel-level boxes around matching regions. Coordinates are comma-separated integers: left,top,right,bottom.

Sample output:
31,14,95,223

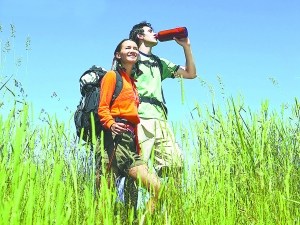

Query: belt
114,117,136,135
114,117,140,155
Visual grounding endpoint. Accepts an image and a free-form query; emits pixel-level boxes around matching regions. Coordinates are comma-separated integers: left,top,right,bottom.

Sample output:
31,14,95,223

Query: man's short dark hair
129,21,153,45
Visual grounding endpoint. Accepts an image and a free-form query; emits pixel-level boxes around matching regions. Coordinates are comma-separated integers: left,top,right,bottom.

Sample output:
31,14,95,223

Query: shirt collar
139,51,152,58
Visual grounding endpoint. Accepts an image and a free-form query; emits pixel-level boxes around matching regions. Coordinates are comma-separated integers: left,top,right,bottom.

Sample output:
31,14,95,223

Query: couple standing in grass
96,21,197,214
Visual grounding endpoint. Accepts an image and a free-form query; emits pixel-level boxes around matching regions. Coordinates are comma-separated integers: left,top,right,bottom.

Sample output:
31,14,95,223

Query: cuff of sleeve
171,65,181,78
106,120,115,130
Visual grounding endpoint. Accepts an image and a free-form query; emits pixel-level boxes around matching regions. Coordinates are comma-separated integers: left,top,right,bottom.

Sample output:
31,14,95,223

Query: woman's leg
128,164,161,213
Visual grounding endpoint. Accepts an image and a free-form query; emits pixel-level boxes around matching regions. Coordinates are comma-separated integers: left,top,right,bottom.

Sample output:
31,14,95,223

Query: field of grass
0,97,299,224
1,24,299,225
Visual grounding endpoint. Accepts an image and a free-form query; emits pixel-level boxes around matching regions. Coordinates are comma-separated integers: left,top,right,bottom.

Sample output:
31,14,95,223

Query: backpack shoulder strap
151,54,163,79
111,70,123,102
151,54,167,104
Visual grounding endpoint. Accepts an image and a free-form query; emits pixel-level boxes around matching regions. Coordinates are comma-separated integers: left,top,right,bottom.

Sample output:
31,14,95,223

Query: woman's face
115,40,139,65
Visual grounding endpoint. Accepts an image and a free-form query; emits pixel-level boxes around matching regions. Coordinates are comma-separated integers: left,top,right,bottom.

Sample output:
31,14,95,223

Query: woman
97,39,161,213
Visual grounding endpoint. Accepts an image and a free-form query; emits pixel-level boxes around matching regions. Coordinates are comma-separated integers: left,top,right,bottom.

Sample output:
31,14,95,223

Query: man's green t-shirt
134,52,179,120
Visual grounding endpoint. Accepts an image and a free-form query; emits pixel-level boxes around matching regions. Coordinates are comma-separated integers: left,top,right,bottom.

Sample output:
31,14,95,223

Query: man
117,21,196,211
129,21,197,178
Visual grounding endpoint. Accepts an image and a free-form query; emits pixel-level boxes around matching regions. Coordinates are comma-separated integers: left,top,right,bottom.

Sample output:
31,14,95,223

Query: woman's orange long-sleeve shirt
98,70,140,130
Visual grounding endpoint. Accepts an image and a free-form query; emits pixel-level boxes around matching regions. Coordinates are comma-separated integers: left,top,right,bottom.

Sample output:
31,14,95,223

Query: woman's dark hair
129,21,153,45
114,38,131,58
112,38,130,70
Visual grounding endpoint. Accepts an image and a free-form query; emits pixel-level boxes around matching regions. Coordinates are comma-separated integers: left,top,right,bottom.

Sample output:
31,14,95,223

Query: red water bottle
156,27,188,42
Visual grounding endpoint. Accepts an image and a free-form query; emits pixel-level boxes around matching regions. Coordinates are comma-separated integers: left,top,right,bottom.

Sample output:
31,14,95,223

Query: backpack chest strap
139,96,168,116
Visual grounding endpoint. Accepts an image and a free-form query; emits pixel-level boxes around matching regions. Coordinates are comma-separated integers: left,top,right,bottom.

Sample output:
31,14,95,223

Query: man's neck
139,43,152,55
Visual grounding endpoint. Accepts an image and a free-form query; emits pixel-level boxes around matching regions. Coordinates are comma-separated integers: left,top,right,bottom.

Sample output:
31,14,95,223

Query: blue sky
1,0,299,127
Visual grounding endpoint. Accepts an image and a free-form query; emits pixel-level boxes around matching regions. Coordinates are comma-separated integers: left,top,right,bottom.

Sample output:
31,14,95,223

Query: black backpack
74,65,123,142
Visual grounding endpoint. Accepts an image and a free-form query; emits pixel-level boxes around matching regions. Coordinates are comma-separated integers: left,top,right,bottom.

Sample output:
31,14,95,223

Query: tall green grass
0,97,299,224
176,97,300,225
1,23,299,225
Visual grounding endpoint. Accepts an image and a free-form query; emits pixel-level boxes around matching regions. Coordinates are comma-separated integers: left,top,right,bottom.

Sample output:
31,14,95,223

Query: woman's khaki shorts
96,131,145,177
